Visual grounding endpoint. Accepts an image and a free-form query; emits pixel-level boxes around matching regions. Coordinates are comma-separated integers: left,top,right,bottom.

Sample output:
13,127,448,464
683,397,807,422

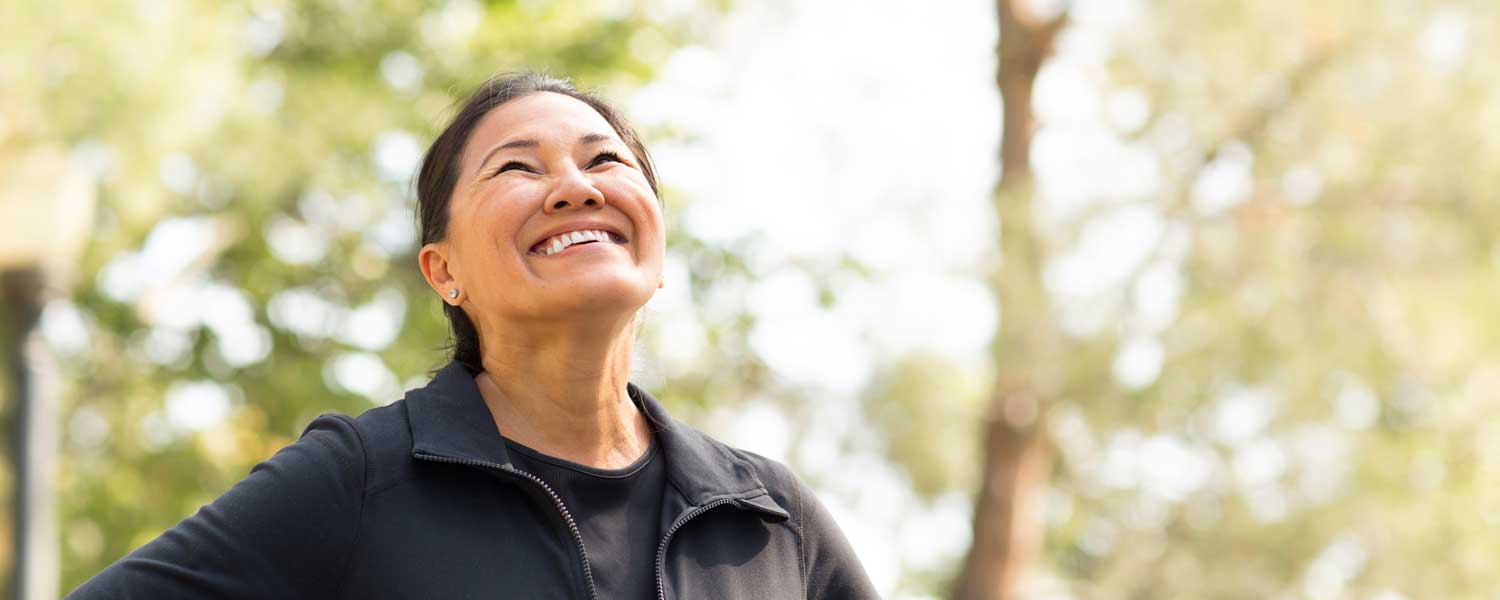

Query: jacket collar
404,359,789,522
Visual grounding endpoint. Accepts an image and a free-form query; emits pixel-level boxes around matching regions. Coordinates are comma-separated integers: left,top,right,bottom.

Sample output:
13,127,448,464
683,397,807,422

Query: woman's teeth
534,229,622,256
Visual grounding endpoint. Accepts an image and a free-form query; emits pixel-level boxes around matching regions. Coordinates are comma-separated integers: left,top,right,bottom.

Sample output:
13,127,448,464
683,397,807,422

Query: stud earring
448,288,459,299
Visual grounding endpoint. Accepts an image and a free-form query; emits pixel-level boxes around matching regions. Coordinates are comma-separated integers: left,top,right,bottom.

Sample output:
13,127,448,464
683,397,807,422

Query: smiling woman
66,72,877,599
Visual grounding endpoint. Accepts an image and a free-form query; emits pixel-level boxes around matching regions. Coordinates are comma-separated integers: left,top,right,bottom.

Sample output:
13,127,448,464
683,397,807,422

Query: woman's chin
532,275,655,317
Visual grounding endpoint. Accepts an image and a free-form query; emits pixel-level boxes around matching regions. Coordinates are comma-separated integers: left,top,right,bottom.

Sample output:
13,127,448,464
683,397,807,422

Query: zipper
654,498,737,600
413,451,600,600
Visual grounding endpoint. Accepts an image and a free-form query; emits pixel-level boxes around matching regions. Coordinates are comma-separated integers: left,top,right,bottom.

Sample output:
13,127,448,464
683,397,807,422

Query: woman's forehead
462,92,620,161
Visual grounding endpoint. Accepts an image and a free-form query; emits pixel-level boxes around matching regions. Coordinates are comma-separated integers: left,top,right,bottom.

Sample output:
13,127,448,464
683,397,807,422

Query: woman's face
421,92,665,331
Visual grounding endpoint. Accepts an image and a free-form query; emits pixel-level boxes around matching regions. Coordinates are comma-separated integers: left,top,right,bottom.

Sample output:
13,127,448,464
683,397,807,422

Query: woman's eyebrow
476,138,538,173
577,132,611,146
475,132,615,173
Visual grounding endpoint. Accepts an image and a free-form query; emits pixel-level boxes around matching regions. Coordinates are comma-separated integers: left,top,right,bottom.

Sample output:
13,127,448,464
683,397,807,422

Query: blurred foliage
866,354,985,499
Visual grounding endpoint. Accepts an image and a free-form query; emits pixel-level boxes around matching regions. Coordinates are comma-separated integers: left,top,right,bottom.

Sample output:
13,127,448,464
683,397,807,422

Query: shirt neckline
503,435,660,480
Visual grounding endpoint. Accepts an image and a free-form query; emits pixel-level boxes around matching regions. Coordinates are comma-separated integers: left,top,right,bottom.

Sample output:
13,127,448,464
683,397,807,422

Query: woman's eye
589,151,624,168
498,161,532,174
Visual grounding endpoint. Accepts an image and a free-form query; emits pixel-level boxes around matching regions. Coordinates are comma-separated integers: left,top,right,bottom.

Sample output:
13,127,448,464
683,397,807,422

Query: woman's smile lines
530,229,627,256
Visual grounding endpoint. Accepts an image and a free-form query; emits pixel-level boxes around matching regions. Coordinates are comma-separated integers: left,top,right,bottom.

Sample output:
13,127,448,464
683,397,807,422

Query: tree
952,0,1500,597
953,1,1066,598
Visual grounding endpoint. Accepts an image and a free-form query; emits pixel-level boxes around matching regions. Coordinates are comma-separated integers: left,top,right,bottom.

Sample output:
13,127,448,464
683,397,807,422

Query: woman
69,73,877,599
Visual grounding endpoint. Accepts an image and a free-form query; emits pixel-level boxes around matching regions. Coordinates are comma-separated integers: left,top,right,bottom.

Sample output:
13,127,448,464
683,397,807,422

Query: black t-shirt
504,435,666,600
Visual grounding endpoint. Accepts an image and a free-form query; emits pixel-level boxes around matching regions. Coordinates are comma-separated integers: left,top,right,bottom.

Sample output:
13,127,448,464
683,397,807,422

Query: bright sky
634,0,1004,384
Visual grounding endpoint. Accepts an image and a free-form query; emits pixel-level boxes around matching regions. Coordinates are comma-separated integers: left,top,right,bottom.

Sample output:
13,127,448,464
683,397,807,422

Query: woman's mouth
528,229,628,256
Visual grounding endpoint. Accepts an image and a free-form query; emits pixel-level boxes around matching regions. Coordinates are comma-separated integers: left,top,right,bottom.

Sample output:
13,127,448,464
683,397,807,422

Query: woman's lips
529,228,628,256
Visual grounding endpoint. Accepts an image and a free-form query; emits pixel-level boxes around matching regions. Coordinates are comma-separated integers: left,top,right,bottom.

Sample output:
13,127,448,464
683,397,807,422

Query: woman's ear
419,242,460,304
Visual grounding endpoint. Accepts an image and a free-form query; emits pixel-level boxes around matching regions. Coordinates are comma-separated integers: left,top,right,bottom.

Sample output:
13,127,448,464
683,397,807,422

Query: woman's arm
66,414,367,600
796,478,881,599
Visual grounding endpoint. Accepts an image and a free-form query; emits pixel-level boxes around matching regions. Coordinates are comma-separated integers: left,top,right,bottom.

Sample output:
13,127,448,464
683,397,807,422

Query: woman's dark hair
415,72,659,374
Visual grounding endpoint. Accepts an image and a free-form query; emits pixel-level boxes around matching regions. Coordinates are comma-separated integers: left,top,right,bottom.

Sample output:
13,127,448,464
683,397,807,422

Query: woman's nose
543,166,606,213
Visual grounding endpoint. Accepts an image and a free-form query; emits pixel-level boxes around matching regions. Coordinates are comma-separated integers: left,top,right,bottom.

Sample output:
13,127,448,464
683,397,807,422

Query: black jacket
69,360,879,599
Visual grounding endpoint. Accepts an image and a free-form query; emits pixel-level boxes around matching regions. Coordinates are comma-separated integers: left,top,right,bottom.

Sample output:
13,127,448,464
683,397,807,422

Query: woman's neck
473,317,652,470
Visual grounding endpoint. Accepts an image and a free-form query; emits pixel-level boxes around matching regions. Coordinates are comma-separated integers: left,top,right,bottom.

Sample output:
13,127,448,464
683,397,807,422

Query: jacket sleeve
66,414,367,600
796,478,881,599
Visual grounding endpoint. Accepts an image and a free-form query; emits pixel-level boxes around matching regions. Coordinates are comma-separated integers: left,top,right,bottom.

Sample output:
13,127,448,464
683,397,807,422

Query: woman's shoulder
675,424,876,594
295,399,415,495
301,398,411,451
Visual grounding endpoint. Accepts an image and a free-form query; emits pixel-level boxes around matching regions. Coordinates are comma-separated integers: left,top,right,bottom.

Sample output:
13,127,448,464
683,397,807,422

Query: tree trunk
952,2,1066,599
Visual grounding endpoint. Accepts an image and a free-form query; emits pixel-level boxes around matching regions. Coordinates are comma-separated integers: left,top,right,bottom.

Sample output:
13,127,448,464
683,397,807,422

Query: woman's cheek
479,178,539,208
603,169,654,197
